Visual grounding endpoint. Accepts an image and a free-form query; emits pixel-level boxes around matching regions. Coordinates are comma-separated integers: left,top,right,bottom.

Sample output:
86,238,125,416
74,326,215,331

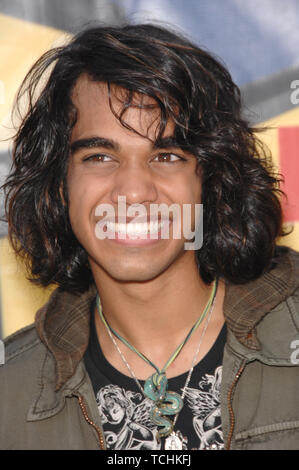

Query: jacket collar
35,246,299,390
224,246,299,349
35,283,97,390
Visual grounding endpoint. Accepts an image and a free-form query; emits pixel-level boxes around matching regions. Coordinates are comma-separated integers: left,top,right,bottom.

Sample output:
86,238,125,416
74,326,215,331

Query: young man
1,23,299,450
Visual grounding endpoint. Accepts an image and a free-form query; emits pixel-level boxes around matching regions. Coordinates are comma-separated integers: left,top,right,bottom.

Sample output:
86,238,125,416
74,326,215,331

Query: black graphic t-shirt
84,305,227,450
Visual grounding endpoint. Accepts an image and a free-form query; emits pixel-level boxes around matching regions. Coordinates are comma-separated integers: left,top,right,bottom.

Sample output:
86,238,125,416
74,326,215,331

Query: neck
91,255,224,356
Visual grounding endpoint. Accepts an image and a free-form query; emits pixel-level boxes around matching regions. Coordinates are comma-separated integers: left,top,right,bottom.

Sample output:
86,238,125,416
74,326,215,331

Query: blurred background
0,0,298,339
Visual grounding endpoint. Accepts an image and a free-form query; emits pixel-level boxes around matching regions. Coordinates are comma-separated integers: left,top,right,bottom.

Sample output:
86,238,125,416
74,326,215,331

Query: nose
110,162,158,206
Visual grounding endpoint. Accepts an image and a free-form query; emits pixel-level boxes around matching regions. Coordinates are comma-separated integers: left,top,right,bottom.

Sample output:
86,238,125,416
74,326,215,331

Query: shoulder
259,246,299,350
0,320,47,367
255,284,299,364
0,324,51,448
225,246,299,361
0,323,47,395
2,323,41,361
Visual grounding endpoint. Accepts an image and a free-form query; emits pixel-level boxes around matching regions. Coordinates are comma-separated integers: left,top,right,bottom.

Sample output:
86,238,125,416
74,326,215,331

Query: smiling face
67,75,202,283
105,397,125,424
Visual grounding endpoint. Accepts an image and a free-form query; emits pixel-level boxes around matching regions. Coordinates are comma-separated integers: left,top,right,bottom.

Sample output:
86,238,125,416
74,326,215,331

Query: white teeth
106,221,161,235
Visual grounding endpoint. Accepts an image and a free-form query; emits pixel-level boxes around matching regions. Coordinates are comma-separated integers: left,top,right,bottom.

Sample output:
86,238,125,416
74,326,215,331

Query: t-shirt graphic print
84,306,226,450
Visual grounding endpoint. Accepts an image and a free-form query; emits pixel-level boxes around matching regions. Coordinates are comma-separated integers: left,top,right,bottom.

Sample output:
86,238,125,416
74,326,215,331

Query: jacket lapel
35,284,96,390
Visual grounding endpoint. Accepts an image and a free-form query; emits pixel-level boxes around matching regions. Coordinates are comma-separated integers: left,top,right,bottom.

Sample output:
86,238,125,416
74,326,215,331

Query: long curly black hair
2,23,287,293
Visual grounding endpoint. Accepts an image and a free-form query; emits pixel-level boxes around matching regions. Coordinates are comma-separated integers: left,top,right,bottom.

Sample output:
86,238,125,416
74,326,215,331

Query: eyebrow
153,136,181,149
70,135,181,155
70,137,120,154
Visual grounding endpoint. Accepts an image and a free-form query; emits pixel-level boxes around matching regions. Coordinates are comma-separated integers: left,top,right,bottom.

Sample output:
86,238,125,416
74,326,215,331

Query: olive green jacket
1,246,299,450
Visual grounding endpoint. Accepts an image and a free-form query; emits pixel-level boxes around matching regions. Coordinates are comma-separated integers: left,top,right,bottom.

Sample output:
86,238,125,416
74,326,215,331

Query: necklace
96,279,218,445
100,290,217,449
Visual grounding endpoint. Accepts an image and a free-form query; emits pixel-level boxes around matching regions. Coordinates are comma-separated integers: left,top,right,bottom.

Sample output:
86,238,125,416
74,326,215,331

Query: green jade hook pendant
144,372,183,440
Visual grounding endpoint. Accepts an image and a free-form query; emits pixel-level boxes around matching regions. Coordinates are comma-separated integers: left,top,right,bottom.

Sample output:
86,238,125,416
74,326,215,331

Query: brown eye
154,153,184,163
83,154,113,162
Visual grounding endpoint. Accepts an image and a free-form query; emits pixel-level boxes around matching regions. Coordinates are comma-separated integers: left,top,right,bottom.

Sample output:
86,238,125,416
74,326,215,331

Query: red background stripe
278,126,299,222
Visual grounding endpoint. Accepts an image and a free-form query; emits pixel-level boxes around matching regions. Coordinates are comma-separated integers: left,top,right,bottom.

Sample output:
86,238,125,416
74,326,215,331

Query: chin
107,266,163,283
89,245,186,282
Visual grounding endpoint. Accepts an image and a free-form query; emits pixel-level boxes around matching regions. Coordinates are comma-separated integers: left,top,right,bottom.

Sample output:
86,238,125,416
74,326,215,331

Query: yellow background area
0,14,66,337
0,13,69,147
0,13,299,338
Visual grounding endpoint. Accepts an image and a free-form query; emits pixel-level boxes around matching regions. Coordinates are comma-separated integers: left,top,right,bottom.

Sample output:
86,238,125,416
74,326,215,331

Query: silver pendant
164,432,183,450
203,443,222,450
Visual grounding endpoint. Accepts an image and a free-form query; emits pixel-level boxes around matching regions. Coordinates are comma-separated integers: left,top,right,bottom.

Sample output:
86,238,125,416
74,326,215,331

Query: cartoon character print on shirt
96,384,162,450
184,365,223,449
96,366,223,450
